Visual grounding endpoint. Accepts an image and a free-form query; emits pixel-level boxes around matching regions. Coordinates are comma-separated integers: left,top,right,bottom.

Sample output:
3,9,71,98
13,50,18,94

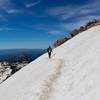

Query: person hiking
47,46,52,59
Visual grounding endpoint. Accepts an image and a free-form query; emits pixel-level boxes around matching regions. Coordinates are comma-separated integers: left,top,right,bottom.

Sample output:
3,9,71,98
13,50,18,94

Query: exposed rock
0,62,28,84
71,19,100,37
53,37,69,48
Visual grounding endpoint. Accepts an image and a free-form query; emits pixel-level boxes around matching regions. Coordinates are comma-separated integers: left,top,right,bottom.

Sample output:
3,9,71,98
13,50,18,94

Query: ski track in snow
39,59,64,100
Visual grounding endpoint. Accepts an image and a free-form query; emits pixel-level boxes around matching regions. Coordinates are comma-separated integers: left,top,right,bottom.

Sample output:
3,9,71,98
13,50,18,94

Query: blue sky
0,0,100,49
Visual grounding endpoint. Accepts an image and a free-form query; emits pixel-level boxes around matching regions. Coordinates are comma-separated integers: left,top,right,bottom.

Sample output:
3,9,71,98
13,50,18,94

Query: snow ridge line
39,59,64,100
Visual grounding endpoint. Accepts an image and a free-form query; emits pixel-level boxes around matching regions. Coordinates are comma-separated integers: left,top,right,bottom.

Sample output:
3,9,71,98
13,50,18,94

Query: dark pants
48,52,51,59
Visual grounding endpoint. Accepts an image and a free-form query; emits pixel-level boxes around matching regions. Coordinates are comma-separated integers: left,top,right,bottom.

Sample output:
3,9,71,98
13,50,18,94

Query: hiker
47,46,52,59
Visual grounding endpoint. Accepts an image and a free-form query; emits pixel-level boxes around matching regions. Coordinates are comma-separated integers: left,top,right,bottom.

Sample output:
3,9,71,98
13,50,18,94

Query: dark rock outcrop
53,37,69,47
71,19,100,37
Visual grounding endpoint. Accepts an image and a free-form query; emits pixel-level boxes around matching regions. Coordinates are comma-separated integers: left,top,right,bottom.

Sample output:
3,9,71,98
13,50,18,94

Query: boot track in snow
39,59,64,100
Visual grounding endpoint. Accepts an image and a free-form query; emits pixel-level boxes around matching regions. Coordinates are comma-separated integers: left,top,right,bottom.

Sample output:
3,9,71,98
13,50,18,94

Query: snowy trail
39,59,64,100
0,56,65,100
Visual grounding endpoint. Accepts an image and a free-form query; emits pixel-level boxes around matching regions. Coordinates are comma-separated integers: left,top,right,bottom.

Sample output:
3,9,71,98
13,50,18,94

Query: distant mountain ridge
0,49,46,84
0,49,46,62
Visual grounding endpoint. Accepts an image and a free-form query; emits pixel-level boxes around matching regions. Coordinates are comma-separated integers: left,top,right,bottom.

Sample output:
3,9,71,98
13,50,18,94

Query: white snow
0,26,100,100
0,62,28,84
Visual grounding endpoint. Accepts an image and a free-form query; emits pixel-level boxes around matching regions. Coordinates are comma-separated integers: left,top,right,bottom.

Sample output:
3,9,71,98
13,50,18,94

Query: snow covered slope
0,26,100,100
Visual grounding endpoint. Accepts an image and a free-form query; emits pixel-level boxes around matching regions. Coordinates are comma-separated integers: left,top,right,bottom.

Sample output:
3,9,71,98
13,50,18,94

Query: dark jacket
47,46,52,53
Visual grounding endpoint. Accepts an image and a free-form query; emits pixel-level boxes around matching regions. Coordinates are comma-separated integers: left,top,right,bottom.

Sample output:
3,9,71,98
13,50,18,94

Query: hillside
0,26,100,100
